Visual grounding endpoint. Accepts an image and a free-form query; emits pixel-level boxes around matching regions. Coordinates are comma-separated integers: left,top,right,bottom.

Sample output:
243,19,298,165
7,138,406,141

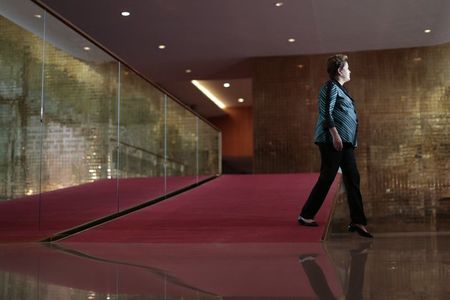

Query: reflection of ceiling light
83,46,91,51
297,64,304,69
424,29,431,33
413,57,422,62
223,82,231,88
121,11,130,16
238,98,244,103
191,80,226,109
185,69,192,73
288,38,296,43
158,44,166,49
275,2,284,7
34,14,42,18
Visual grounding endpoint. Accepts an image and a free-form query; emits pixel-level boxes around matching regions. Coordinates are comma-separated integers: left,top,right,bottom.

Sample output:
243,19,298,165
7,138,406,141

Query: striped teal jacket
314,80,358,147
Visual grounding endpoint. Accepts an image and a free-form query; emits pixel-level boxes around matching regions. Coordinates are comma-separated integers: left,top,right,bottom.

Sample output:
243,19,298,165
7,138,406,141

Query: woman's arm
329,127,343,151
322,82,342,151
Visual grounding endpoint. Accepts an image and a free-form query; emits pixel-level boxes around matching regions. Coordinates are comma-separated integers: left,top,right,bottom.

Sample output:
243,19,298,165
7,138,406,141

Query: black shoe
348,224,373,238
298,216,318,227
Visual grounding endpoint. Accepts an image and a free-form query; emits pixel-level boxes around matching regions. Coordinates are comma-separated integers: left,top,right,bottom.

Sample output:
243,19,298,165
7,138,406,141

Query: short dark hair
327,54,348,79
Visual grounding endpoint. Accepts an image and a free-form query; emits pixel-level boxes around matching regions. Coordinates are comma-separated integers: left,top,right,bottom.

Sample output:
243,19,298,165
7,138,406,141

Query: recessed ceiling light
288,38,296,43
275,2,284,7
223,83,231,88
185,69,192,73
121,11,131,17
238,98,245,103
34,14,42,18
83,46,91,51
424,29,431,33
158,44,166,49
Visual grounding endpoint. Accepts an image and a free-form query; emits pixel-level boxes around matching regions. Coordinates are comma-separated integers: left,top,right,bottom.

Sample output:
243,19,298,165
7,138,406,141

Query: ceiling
33,0,450,118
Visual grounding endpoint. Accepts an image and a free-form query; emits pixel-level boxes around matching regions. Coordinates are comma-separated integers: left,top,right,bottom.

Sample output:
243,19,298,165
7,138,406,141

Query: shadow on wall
222,156,253,174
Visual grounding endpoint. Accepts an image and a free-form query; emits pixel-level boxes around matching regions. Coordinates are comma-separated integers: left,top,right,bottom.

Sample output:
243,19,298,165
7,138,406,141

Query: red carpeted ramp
63,174,340,243
0,176,204,242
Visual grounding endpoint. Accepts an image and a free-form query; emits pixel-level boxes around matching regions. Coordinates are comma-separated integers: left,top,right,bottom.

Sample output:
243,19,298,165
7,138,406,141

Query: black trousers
300,143,367,225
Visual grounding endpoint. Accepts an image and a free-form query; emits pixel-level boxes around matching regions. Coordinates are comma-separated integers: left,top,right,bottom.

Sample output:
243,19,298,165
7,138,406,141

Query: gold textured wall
0,13,219,199
253,43,450,232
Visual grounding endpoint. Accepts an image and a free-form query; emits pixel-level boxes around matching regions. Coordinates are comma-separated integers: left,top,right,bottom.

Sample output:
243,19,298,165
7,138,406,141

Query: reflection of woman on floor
346,242,371,300
298,241,371,300
298,254,337,300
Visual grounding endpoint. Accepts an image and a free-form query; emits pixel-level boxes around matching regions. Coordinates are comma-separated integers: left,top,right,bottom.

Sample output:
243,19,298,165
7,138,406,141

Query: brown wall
209,106,253,157
252,43,450,232
208,107,253,174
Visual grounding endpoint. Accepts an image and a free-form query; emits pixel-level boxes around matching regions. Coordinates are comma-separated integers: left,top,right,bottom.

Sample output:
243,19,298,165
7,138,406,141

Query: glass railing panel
0,0,221,242
39,12,119,235
117,65,165,210
0,0,45,241
166,98,198,193
197,120,220,182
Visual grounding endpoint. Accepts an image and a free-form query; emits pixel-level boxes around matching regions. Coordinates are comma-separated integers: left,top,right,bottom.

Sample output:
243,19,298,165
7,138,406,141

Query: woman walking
298,54,373,238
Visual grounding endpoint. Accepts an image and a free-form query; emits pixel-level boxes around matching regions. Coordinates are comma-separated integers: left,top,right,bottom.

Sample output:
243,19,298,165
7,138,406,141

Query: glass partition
198,121,221,181
39,12,119,235
117,65,165,210
0,0,45,241
0,0,220,242
166,98,198,193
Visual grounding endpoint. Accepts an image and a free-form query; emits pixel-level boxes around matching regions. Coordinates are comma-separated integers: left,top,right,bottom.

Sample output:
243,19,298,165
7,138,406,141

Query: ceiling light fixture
223,82,231,88
83,46,91,51
238,98,245,103
34,14,42,18
275,2,284,7
288,38,296,43
191,80,226,109
185,69,192,73
121,11,131,17
158,44,166,49
424,29,431,33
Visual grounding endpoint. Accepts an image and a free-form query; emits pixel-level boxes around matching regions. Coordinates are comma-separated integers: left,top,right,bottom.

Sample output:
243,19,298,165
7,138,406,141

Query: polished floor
1,233,449,299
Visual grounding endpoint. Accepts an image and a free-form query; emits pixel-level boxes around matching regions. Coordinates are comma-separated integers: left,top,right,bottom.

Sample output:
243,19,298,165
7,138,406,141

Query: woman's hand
329,127,343,151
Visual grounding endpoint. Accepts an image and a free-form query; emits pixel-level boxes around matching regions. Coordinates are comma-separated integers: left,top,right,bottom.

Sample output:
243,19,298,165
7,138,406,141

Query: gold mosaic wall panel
0,12,44,201
253,43,450,232
41,14,119,196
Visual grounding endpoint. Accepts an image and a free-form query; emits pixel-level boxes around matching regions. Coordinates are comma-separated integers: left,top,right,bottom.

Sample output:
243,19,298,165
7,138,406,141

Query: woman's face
338,62,351,83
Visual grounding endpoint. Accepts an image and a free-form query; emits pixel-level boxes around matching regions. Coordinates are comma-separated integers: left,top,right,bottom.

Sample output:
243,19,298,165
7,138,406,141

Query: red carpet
0,242,343,298
0,176,204,242
63,174,341,243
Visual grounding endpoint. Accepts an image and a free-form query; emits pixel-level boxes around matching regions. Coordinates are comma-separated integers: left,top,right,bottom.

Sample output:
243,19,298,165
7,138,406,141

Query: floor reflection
0,234,449,299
